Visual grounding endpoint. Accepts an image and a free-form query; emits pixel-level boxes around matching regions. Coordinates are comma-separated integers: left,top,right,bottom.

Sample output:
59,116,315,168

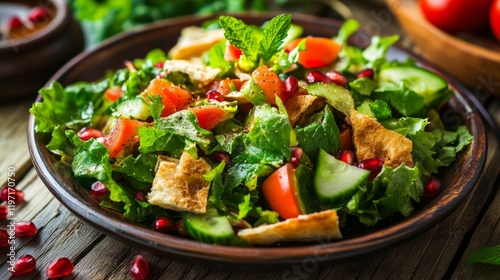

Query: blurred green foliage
67,0,292,47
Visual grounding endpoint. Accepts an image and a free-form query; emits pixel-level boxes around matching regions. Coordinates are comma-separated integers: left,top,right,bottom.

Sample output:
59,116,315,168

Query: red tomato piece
491,0,500,42
251,65,286,105
146,78,193,117
105,87,124,102
285,37,342,69
224,42,243,61
339,129,354,151
419,0,493,33
190,105,230,131
261,163,302,220
104,117,144,158
208,78,245,96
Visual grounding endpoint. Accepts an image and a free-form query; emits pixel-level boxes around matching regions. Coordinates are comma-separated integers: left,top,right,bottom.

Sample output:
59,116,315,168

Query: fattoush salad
30,14,472,246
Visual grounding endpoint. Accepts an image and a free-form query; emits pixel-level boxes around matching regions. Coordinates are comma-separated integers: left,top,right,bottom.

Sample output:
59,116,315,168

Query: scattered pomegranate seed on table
14,221,38,237
7,16,24,30
0,204,8,220
10,254,37,276
0,186,25,203
152,216,177,232
130,255,149,280
0,229,9,246
46,258,74,278
28,7,50,23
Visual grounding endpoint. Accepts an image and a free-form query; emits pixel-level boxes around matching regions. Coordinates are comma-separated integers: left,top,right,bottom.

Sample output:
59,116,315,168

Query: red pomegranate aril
46,258,74,278
356,68,375,80
283,76,299,99
0,186,25,203
154,62,164,69
290,147,303,168
358,157,384,180
0,229,9,246
8,16,24,29
77,127,104,141
152,216,177,232
135,191,146,202
325,70,348,87
0,205,8,220
15,221,37,237
10,254,36,276
28,7,50,23
336,150,356,165
306,70,332,84
206,89,224,102
424,177,441,198
91,181,110,197
130,255,149,280
210,151,231,165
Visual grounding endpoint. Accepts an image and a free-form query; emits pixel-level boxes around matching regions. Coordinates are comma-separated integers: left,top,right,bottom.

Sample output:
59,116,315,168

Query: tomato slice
104,117,144,158
146,78,193,117
251,65,286,105
209,78,246,96
190,105,230,131
224,42,243,61
339,128,354,151
105,87,124,102
262,163,302,219
285,37,341,69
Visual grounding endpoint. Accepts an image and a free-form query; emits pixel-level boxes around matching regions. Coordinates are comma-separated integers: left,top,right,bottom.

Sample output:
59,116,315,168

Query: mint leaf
466,245,500,265
260,14,291,61
219,15,260,62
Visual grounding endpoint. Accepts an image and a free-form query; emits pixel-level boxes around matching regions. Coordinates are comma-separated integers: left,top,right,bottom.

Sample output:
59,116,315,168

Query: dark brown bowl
0,0,84,101
28,12,486,270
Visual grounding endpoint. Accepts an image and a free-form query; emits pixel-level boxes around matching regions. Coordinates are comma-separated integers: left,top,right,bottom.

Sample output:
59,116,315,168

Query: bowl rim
0,0,67,51
27,12,487,268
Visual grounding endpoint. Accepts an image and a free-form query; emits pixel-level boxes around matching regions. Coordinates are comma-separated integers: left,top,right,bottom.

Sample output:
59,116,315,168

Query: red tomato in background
419,0,493,33
491,0,500,41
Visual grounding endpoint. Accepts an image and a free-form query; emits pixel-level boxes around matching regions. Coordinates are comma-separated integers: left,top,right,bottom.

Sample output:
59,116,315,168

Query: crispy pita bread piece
350,109,414,168
237,210,342,245
148,152,212,214
163,60,220,86
169,27,225,59
284,95,326,127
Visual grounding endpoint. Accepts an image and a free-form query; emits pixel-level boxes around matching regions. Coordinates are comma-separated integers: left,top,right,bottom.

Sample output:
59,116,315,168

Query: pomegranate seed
206,90,224,102
306,70,331,84
15,221,38,237
210,151,231,165
0,186,25,203
283,76,299,99
154,62,164,69
0,205,8,220
176,219,188,236
91,181,110,197
130,255,149,280
10,254,36,276
0,229,9,246
77,127,104,141
356,68,375,80
135,191,146,202
424,177,441,198
358,157,384,180
290,147,303,168
336,150,356,165
28,7,50,23
152,216,176,232
8,16,24,29
325,71,348,87
46,258,74,278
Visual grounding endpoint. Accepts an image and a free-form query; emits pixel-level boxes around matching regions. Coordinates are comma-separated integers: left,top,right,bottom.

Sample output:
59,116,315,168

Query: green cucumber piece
306,82,354,117
183,207,235,245
113,97,151,120
294,163,320,214
314,149,370,208
281,23,304,47
378,65,448,107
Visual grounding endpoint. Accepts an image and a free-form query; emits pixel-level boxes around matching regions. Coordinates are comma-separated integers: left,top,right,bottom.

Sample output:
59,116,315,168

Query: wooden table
1,1,499,279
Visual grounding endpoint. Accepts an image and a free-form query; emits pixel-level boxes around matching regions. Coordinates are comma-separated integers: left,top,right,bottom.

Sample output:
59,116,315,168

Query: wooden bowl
28,12,486,270
0,0,84,101
386,0,500,92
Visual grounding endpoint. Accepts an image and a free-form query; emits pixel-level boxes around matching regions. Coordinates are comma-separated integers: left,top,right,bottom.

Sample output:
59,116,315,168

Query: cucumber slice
281,23,304,47
314,149,370,208
113,97,151,120
294,163,320,214
183,207,235,245
378,65,448,107
306,82,354,117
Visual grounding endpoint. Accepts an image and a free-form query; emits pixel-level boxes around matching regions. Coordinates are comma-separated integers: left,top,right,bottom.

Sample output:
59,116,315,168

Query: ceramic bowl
0,0,84,101
28,12,486,270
